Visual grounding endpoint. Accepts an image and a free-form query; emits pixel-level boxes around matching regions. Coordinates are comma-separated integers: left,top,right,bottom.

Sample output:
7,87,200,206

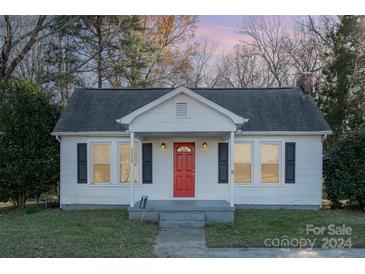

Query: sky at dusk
194,15,301,59
195,16,242,56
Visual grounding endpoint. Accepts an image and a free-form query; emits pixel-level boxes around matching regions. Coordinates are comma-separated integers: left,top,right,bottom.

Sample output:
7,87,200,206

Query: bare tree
12,16,99,105
215,45,273,88
288,16,339,76
0,16,47,83
285,23,324,77
239,16,293,87
183,39,216,88
15,37,46,84
290,16,339,100
304,16,339,45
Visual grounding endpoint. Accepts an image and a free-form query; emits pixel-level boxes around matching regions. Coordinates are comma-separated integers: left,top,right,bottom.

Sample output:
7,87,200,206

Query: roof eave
51,131,130,137
236,130,333,136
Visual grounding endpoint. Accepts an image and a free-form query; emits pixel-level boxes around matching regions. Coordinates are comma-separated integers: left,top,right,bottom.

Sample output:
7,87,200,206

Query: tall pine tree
319,16,365,147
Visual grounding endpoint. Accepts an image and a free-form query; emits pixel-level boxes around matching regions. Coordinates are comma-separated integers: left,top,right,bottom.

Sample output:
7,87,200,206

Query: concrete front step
159,220,205,229
159,213,205,228
160,212,205,222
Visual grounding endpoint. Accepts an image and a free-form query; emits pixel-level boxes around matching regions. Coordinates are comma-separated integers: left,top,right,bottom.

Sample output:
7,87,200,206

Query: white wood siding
129,93,236,132
233,135,323,206
60,135,323,207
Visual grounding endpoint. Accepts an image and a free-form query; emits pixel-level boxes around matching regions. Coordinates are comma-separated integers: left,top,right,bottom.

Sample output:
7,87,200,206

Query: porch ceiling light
202,142,208,149
161,142,166,149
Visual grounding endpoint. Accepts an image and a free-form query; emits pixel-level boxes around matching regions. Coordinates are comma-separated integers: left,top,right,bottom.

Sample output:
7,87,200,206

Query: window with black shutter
285,142,296,184
218,143,228,184
142,143,153,184
77,143,87,184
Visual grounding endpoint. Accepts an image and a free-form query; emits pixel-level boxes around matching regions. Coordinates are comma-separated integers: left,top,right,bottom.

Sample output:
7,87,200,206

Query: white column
229,131,235,207
129,131,135,207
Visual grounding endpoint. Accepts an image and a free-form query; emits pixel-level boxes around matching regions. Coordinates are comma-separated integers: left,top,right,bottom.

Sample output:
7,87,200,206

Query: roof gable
127,91,239,132
117,86,247,125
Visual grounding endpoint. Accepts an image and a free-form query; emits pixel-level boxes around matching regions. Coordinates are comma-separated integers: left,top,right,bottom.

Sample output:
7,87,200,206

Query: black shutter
218,143,229,184
77,143,87,184
142,143,153,184
285,142,296,184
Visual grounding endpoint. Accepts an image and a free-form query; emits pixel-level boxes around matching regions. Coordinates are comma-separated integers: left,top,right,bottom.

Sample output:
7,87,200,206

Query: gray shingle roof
53,87,331,133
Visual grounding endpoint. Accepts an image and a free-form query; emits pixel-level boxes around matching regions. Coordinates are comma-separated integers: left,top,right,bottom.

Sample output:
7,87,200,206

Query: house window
119,143,138,183
234,143,252,184
92,144,111,184
261,143,280,183
176,102,188,118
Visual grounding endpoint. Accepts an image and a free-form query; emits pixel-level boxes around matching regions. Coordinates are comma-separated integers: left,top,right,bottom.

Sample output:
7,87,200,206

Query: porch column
229,131,235,207
129,131,135,207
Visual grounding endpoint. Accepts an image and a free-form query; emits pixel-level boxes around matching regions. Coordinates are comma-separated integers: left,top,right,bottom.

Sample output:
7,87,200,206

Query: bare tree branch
0,15,46,82
238,16,293,87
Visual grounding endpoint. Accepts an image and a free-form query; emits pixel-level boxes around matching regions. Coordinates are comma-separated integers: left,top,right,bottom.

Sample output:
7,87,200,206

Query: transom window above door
176,145,192,152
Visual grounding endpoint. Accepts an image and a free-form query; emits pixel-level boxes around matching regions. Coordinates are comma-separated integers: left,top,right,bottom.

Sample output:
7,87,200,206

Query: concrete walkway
153,228,365,258
154,228,207,257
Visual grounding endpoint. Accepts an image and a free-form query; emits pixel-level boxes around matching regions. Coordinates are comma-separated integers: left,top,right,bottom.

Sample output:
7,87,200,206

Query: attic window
176,102,189,118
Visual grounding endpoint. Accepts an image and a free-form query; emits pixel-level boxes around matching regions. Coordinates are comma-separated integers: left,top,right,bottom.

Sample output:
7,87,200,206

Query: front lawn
206,209,365,248
0,208,158,257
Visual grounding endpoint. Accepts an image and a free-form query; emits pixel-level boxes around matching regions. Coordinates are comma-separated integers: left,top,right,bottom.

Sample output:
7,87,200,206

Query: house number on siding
130,150,134,164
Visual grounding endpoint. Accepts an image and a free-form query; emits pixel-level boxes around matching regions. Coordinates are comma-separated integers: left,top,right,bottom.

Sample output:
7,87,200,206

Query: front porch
119,87,244,209
127,133,236,208
126,134,236,226
128,200,235,225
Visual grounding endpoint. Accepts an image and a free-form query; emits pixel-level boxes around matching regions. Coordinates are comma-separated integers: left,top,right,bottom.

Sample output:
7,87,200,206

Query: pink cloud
194,21,241,56
194,15,300,58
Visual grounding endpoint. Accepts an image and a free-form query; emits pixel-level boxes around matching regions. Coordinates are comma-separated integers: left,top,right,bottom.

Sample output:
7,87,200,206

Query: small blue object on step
139,195,148,209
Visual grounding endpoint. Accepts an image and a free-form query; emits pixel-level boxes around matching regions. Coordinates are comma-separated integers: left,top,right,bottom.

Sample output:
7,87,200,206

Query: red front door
173,142,195,197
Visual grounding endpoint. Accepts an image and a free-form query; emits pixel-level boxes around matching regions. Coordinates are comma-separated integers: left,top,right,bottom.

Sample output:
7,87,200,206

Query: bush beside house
0,79,60,209
324,129,365,209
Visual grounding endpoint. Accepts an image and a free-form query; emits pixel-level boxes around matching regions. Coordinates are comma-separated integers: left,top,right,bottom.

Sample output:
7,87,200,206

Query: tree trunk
15,191,26,209
96,16,103,88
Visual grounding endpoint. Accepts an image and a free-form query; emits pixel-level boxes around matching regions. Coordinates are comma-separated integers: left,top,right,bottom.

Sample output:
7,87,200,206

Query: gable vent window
176,102,189,118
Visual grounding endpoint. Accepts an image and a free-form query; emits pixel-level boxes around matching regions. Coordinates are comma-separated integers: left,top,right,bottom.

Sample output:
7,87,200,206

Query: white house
52,80,332,223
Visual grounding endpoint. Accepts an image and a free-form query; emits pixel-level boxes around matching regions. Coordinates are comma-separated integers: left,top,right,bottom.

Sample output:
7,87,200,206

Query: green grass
206,209,365,248
0,209,158,257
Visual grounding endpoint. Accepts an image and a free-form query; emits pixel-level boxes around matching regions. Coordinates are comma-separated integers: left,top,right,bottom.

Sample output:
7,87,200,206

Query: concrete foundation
235,204,321,210
62,202,319,213
62,204,128,210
